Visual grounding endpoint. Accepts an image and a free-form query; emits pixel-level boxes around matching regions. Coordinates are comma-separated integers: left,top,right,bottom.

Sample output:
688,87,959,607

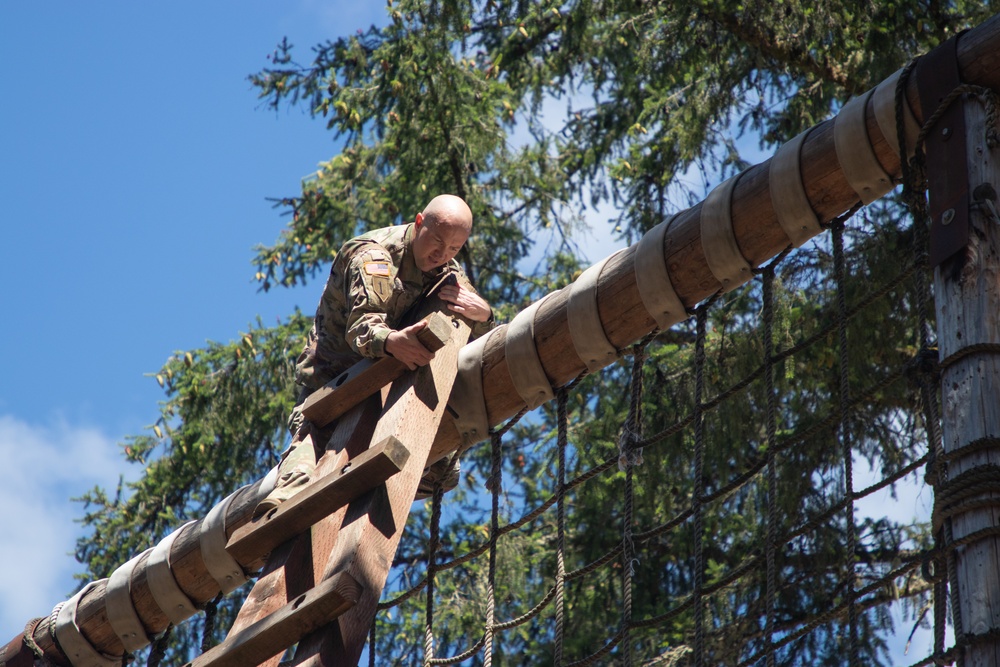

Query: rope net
363,193,957,666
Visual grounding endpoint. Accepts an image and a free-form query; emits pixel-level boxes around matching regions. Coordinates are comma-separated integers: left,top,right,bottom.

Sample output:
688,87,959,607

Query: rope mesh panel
351,80,1000,666
366,216,951,665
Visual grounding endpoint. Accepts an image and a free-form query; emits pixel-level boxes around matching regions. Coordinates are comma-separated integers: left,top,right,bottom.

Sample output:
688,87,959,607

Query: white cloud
0,415,135,638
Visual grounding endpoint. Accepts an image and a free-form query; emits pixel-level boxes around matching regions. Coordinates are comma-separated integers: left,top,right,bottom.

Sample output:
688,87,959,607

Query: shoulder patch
368,249,389,261
364,261,391,277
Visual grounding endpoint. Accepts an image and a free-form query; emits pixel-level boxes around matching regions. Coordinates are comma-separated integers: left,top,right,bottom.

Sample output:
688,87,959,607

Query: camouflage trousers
267,388,460,503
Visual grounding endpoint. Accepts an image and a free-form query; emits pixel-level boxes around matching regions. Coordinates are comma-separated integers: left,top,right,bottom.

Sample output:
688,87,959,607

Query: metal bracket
916,33,970,268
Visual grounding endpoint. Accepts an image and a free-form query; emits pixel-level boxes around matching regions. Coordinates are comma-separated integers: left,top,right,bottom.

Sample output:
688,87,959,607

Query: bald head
412,194,473,272
421,194,473,233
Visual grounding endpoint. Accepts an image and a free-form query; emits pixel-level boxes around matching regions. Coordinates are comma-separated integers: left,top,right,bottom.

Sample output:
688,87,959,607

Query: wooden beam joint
301,312,454,427
183,572,362,667
226,437,410,566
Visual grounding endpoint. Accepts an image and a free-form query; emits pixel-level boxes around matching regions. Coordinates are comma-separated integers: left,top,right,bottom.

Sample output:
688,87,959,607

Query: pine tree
75,1,999,664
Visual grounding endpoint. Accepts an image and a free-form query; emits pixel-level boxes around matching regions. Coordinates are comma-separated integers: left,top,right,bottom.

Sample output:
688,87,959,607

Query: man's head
411,194,473,272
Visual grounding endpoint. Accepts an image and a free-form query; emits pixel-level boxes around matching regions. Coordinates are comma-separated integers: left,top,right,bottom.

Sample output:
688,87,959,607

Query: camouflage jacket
294,223,492,391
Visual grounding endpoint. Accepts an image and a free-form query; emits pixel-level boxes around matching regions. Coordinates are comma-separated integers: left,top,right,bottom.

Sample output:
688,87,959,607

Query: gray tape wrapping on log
834,89,894,204
568,250,625,372
106,551,153,653
701,172,752,292
146,521,199,625
634,215,687,329
505,295,555,410
54,581,120,667
769,129,822,248
451,330,492,447
258,465,278,500
199,489,249,594
873,68,920,160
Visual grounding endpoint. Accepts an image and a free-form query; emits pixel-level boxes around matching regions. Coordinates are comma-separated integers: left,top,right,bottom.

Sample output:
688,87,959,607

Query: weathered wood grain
933,99,1000,665
301,312,453,427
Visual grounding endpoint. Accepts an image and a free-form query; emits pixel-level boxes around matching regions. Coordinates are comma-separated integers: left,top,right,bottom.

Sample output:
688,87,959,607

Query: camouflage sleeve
343,247,397,358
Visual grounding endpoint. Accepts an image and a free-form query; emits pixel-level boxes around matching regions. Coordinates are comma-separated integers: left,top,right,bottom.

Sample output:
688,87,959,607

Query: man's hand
439,284,491,322
385,321,435,370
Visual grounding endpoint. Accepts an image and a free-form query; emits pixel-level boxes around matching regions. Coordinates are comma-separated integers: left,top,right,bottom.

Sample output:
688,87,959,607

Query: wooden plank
289,301,471,666
226,436,410,565
933,99,1000,664
183,572,362,667
301,312,453,427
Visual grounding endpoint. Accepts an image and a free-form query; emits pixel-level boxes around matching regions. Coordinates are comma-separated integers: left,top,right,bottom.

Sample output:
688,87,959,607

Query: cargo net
357,195,970,667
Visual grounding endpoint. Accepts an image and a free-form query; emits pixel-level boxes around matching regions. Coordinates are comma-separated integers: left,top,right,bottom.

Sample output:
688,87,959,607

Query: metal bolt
341,462,352,474
983,198,1000,226
942,127,952,140
941,208,956,226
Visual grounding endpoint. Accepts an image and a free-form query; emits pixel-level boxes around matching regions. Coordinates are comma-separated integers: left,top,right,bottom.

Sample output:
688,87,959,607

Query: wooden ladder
183,308,470,667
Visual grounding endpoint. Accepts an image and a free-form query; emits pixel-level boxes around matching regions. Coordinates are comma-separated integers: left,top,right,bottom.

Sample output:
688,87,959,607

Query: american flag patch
364,261,391,277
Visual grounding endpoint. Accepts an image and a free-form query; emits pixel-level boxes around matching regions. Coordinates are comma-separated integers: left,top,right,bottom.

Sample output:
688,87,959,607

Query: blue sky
0,2,936,662
0,0,385,636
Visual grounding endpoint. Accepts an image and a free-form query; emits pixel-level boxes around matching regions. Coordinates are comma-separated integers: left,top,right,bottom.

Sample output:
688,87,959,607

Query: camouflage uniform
273,223,491,501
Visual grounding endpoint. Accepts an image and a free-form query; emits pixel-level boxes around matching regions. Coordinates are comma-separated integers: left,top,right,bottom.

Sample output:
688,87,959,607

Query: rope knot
921,551,947,584
617,420,644,472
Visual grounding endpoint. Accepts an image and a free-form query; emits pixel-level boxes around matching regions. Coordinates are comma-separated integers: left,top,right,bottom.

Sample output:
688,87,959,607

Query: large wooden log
0,476,271,666
424,14,1000,466
8,12,1000,667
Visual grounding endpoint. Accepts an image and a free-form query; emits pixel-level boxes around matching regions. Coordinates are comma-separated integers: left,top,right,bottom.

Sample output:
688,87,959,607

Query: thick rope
831,221,860,666
762,267,778,667
483,429,502,667
555,387,568,666
620,342,647,665
692,302,710,667
200,593,222,654
369,617,376,667
423,471,446,667
145,625,172,667
21,617,53,666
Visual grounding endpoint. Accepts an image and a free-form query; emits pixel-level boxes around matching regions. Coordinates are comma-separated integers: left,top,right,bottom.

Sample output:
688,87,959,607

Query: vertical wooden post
933,94,1000,665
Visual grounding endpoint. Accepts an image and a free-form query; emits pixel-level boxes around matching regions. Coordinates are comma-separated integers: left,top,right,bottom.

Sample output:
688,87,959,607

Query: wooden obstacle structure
6,12,1000,666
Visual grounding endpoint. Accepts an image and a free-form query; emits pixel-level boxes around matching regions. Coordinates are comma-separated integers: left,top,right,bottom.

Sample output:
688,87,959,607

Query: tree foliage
75,0,999,664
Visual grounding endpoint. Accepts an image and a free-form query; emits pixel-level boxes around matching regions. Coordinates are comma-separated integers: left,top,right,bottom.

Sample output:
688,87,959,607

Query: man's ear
415,212,424,229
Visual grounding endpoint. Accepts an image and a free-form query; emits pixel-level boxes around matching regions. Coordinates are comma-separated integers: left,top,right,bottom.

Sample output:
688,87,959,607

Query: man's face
412,214,470,272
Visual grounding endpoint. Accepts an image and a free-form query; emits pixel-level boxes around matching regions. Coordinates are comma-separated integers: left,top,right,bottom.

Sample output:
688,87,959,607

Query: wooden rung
301,312,454,427
182,571,362,667
226,436,410,565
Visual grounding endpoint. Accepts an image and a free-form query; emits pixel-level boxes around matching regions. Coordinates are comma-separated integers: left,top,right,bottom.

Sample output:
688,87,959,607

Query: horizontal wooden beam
301,312,453,427
425,14,1000,467
182,572,362,667
226,436,410,565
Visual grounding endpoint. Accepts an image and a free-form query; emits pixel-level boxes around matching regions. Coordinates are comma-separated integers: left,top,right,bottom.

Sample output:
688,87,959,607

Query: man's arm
344,248,440,370
342,249,397,359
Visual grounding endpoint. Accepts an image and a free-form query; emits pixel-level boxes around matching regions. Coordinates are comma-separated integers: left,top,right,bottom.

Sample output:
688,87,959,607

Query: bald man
255,195,493,516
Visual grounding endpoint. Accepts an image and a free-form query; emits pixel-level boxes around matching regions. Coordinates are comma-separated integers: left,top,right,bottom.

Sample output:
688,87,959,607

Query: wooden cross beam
182,572,362,667
226,436,411,567
300,312,454,427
